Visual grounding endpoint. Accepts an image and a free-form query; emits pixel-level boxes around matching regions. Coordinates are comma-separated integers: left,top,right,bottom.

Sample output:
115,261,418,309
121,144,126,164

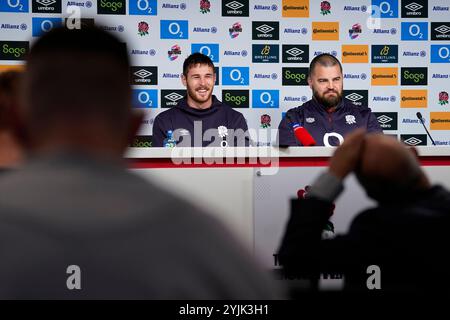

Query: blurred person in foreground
278,130,450,295
0,26,282,299
0,70,25,170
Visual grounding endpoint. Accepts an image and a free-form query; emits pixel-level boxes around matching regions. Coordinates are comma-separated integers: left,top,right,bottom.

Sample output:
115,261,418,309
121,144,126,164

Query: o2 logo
0,0,29,12
32,17,62,37
222,67,249,85
401,22,428,40
132,89,158,108
191,43,219,62
160,20,189,39
431,45,450,63
129,0,157,15
371,0,398,18
252,90,279,108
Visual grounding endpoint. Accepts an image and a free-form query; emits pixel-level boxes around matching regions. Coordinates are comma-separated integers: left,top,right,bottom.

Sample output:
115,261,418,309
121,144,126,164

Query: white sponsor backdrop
1,0,450,147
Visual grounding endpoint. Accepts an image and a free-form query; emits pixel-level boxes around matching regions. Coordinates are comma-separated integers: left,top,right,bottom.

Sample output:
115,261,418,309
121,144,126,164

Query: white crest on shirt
305,117,315,124
345,115,356,125
218,126,228,138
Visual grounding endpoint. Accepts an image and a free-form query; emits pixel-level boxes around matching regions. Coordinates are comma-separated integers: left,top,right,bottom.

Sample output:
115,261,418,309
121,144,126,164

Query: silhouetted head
22,26,141,158
356,134,430,203
0,69,23,132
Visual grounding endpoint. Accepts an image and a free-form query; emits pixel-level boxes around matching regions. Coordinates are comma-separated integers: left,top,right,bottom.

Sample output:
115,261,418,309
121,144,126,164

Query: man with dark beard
278,54,381,147
152,53,249,147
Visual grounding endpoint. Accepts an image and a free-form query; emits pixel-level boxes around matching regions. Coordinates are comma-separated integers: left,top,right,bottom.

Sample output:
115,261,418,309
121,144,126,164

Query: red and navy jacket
152,95,249,147
278,98,382,147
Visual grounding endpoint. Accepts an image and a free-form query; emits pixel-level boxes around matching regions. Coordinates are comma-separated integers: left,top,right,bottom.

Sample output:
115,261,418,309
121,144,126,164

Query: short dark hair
183,52,215,76
24,26,131,134
308,53,343,78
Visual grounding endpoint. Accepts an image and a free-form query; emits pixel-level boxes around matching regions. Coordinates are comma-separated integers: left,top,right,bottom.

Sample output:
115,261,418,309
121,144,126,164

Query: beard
186,85,213,105
313,88,342,109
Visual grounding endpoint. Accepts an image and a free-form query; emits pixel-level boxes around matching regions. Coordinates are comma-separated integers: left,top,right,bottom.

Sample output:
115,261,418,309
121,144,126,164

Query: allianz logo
373,96,396,102
344,73,367,80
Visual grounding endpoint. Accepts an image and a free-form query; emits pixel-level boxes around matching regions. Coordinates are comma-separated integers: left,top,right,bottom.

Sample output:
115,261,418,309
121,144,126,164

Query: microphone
285,113,316,146
416,112,436,146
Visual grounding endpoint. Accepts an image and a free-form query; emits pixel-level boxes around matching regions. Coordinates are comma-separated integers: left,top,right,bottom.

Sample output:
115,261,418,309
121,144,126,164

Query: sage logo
282,45,309,63
401,22,428,40
401,134,427,146
130,135,152,148
252,90,279,108
431,23,450,41
252,44,279,63
130,66,158,85
222,0,249,16
431,45,450,63
0,41,29,61
371,45,398,63
282,67,308,86
132,89,158,108
32,17,62,37
343,90,368,106
222,90,249,108
191,43,219,62
0,0,29,12
129,0,157,15
371,0,398,18
161,89,186,108
401,0,427,18
401,67,427,85
252,21,279,40
97,0,125,14
222,67,249,85
32,0,61,13
160,20,189,39
373,112,398,130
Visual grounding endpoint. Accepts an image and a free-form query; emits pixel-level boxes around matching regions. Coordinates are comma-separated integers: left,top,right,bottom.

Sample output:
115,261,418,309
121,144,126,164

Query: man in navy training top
278,53,382,147
152,53,249,147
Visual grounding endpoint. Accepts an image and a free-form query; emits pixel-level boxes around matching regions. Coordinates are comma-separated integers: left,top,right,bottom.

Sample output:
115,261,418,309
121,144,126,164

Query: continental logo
430,112,450,130
371,67,398,86
312,22,339,40
341,45,368,63
400,90,428,108
282,0,309,17
0,65,25,72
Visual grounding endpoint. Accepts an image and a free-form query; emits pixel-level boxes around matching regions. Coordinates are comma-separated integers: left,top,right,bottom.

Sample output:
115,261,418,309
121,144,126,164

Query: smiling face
308,64,343,110
182,63,216,109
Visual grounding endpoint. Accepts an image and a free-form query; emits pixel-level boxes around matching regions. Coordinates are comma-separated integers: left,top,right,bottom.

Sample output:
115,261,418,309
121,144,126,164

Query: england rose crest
138,22,149,36
260,114,271,128
200,0,211,14
320,1,331,15
439,91,449,106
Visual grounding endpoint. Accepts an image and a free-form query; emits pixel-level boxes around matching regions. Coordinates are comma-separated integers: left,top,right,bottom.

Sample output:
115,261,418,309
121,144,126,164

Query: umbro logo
404,2,423,11
36,0,56,6
255,24,274,34
134,69,152,79
164,92,184,102
225,1,244,10
377,115,393,124
285,47,304,57
345,93,363,102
